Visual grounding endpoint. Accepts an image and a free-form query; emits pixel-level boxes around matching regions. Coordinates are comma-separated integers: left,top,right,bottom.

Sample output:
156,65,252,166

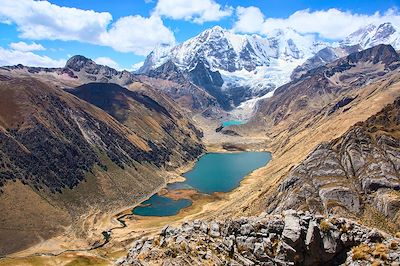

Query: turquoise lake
222,120,246,127
132,195,192,216
132,152,272,216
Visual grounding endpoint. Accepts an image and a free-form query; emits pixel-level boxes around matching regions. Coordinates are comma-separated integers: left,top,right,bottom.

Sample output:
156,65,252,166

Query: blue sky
0,0,399,70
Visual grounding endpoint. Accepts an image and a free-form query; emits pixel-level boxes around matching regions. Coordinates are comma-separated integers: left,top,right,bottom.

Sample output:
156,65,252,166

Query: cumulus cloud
0,0,175,55
234,6,264,33
100,15,175,55
154,0,232,24
234,7,400,39
9,41,45,52
0,47,65,67
94,57,120,69
0,0,111,42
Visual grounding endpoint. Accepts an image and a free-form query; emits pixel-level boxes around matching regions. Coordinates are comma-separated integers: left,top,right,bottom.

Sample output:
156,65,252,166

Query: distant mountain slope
341,22,400,49
254,44,400,127
0,75,203,255
1,55,138,88
137,60,221,114
292,22,400,79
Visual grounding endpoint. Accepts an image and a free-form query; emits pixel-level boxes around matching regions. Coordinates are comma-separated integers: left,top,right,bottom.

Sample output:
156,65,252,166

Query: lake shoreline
131,151,272,216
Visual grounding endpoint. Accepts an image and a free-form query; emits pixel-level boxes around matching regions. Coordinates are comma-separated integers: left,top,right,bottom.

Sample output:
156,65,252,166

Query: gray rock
319,186,361,213
253,242,265,258
209,222,220,237
240,223,254,235
282,210,303,247
276,240,298,263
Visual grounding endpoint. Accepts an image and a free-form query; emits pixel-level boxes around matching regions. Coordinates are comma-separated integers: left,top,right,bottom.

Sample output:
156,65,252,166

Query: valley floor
0,115,270,265
1,75,400,265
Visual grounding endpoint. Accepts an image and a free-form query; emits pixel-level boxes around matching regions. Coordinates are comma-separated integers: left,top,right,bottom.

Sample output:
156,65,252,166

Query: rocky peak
375,22,396,40
345,43,399,65
341,22,400,49
199,25,227,40
65,55,96,72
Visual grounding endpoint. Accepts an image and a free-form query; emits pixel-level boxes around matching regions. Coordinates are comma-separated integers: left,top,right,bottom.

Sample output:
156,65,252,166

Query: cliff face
273,97,400,228
0,75,204,255
117,211,400,266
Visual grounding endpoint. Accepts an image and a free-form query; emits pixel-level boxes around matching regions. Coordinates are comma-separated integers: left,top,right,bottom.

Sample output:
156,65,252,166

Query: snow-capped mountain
139,22,400,117
292,22,400,80
139,26,327,111
340,22,400,49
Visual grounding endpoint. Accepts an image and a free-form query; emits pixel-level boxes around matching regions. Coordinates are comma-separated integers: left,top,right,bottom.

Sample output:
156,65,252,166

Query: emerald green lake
132,152,271,216
222,120,246,127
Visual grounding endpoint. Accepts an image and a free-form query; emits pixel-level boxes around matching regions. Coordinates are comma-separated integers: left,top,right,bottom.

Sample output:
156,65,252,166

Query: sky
0,0,399,70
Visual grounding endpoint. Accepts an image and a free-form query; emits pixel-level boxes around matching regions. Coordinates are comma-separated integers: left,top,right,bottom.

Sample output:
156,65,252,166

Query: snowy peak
139,26,327,75
341,22,400,49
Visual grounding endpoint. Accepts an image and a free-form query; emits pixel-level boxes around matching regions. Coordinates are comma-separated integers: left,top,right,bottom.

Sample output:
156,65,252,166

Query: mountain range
0,18,400,266
137,22,400,116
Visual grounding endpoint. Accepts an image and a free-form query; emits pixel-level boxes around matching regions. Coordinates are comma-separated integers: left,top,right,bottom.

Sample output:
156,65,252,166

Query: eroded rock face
117,211,399,266
276,97,400,225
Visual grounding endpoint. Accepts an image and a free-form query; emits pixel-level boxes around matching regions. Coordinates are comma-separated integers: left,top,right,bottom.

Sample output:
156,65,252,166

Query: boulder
282,210,303,247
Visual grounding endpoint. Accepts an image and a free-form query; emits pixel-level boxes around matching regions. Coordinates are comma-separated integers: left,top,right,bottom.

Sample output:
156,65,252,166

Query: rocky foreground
117,210,400,265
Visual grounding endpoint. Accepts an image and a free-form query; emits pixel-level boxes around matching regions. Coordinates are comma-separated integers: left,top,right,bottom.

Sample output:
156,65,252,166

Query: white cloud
0,47,65,67
94,57,120,69
234,6,264,33
100,15,175,55
233,7,400,40
154,0,232,24
0,0,111,42
0,0,175,55
9,41,45,52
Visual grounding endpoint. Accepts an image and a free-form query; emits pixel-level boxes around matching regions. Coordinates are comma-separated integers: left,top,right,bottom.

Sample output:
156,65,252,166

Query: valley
0,15,400,266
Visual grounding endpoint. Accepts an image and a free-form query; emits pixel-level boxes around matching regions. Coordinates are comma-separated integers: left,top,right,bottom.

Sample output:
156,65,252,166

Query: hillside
273,97,400,229
211,45,400,232
0,74,203,255
251,44,400,129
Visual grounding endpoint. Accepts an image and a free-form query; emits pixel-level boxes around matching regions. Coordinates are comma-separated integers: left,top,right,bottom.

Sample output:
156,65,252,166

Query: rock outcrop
274,97,400,228
117,211,399,265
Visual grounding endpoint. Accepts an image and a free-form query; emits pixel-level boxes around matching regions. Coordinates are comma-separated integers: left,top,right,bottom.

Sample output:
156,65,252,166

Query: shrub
351,243,371,261
340,224,349,233
389,240,398,250
372,243,388,260
320,219,332,232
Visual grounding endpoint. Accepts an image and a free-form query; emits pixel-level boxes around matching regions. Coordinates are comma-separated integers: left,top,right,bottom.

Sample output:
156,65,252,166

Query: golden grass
372,243,388,261
352,243,372,261
320,219,332,233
